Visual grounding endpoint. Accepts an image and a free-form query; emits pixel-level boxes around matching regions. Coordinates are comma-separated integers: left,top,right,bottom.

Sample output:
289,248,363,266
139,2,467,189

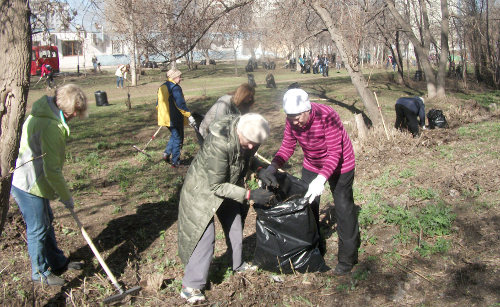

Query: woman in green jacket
11,84,88,286
178,113,274,303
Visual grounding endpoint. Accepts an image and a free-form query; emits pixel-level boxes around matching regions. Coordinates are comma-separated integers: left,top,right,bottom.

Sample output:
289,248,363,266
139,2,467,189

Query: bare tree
386,0,450,98
104,0,254,83
307,0,382,126
0,0,31,236
217,5,254,75
453,0,500,87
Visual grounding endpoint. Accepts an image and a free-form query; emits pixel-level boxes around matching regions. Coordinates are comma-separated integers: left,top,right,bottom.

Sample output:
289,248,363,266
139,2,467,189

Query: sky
66,0,104,31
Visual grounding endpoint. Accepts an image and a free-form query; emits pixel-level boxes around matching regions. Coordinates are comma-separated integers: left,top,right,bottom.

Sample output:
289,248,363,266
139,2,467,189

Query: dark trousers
301,168,360,266
394,104,419,137
46,73,54,88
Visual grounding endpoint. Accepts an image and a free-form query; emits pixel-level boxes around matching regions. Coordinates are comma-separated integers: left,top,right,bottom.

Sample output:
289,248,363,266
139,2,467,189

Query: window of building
112,41,123,55
62,40,82,56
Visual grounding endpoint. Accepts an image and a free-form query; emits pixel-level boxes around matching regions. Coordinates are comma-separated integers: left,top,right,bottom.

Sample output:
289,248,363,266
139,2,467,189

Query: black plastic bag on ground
253,172,325,273
427,109,448,129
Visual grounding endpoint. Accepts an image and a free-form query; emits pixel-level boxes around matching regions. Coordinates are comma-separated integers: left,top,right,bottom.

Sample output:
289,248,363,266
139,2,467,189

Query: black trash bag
253,172,325,273
95,91,109,106
427,109,448,129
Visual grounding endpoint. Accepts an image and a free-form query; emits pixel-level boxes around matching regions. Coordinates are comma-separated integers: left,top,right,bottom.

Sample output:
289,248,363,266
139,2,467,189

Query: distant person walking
394,96,426,137
157,68,197,167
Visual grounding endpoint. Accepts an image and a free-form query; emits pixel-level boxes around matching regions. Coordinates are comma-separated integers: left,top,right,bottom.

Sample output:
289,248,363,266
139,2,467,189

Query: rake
132,126,162,157
69,208,141,304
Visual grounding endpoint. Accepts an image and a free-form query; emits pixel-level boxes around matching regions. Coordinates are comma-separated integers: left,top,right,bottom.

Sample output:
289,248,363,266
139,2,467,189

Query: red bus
31,45,60,76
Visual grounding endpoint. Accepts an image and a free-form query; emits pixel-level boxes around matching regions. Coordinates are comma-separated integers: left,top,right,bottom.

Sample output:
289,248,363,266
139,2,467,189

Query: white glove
188,116,197,127
304,175,327,204
61,197,74,209
421,125,428,130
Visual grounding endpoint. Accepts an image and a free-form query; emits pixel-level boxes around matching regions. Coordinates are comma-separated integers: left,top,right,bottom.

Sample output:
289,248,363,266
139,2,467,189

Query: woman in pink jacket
259,88,360,275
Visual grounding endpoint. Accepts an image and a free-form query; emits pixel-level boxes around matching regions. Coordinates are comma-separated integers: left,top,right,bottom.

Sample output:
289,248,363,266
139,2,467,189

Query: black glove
246,188,274,205
257,167,278,188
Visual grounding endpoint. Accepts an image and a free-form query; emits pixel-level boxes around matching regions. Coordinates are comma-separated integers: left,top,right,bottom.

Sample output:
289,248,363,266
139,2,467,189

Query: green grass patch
454,91,500,108
359,202,382,227
382,202,455,250
409,187,438,200
457,122,500,141
108,162,140,192
416,237,452,257
399,168,415,179
372,169,402,188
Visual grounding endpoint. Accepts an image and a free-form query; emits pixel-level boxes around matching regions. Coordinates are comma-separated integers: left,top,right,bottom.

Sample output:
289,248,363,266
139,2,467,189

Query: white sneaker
234,262,258,273
180,286,205,303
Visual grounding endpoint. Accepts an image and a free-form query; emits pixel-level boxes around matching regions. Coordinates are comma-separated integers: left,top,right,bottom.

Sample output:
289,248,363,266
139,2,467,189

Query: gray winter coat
198,95,240,138
177,115,257,264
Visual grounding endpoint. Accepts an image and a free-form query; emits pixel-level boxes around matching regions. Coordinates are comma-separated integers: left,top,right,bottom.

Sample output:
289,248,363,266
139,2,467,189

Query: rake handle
142,126,163,150
69,208,124,294
373,92,390,140
254,152,284,173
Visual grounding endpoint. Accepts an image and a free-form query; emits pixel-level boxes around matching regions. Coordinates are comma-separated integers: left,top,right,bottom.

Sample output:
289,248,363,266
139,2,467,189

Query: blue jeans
116,76,124,88
10,186,67,280
164,126,184,165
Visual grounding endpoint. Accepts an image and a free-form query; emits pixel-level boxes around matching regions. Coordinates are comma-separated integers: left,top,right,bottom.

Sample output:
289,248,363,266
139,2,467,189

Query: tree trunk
354,114,368,140
234,48,238,76
0,0,31,236
394,31,405,85
436,0,450,97
128,0,138,87
311,1,381,126
204,50,211,66
387,0,439,98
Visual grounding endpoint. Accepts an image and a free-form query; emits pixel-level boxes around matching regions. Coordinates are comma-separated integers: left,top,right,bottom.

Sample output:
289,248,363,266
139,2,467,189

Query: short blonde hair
55,84,88,118
232,83,255,107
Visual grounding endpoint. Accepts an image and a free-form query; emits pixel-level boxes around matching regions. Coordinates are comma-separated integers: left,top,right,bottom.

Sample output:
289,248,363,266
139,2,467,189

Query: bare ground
1,87,499,306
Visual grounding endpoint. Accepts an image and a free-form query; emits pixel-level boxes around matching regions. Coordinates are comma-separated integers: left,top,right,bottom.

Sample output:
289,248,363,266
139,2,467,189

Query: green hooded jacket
177,115,259,264
12,96,72,201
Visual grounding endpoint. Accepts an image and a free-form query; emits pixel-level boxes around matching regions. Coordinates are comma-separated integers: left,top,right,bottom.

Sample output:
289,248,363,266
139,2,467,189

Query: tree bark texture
436,0,450,97
354,114,368,140
311,1,382,127
0,0,31,236
386,0,439,98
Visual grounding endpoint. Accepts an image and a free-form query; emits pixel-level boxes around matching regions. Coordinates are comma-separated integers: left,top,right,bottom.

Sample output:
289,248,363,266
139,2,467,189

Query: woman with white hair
177,113,274,303
10,84,88,286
